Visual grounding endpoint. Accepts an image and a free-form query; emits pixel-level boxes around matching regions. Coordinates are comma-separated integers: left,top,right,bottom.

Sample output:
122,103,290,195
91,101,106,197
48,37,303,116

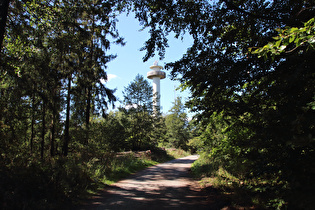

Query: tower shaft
147,62,166,114
152,77,161,109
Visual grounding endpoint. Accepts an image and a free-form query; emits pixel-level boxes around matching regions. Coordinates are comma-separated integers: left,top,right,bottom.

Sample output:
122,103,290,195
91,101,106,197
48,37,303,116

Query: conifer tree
165,97,189,149
122,74,154,150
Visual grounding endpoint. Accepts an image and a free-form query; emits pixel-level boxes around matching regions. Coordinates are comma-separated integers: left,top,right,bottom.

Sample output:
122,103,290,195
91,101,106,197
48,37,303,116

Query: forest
1,0,314,209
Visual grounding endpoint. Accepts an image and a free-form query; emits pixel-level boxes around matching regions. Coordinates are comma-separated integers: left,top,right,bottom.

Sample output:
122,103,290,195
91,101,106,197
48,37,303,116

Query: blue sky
105,13,193,114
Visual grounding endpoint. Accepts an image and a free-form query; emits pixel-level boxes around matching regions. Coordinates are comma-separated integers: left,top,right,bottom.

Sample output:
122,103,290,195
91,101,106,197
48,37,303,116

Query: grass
101,154,159,185
99,147,191,185
191,155,264,209
165,148,192,159
190,154,295,209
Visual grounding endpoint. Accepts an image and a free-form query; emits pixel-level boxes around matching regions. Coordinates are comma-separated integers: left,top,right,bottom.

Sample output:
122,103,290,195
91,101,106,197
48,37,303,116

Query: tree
251,17,315,59
165,97,190,149
121,74,155,150
130,0,315,208
123,74,153,112
1,0,122,158
63,0,120,145
0,1,132,208
89,111,127,152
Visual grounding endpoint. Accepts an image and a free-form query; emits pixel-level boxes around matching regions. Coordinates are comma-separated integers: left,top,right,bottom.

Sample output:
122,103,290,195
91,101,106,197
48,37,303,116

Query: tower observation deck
147,62,166,113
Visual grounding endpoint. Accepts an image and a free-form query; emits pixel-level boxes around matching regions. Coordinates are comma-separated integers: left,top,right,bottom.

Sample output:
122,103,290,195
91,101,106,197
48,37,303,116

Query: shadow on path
78,155,228,210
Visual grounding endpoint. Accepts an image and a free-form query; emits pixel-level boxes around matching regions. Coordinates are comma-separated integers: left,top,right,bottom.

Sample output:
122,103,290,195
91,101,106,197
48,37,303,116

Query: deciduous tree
130,0,315,207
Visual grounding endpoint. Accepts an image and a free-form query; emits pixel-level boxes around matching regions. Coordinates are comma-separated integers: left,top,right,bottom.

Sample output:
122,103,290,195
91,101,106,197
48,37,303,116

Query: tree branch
223,0,299,26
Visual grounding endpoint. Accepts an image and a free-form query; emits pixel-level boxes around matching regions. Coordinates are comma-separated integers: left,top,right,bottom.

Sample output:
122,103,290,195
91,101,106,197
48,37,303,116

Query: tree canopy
129,0,315,208
1,0,123,157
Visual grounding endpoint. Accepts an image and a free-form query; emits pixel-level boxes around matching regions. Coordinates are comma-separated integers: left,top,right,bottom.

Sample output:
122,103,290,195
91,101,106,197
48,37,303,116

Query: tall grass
190,154,288,209
165,148,191,159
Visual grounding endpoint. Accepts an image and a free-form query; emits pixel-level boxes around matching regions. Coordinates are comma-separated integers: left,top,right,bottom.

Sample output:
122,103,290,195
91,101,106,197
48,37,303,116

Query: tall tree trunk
0,0,10,52
50,108,55,157
41,101,46,159
30,89,35,153
50,88,57,157
84,14,95,145
63,76,71,156
85,86,91,145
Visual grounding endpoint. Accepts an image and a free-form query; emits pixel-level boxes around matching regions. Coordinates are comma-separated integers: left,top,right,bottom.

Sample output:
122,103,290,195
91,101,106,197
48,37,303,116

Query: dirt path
79,155,211,210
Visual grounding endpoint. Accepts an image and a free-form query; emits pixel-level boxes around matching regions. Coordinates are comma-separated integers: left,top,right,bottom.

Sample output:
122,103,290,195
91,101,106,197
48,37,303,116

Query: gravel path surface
79,155,211,210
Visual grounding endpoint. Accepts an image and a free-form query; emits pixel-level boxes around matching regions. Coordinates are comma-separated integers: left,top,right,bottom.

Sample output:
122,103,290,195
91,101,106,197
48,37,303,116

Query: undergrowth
0,147,188,209
191,154,290,209
165,148,191,159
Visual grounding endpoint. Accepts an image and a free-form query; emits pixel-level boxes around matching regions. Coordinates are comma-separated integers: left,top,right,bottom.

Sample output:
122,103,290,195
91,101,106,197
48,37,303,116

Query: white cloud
107,74,118,82
100,74,118,84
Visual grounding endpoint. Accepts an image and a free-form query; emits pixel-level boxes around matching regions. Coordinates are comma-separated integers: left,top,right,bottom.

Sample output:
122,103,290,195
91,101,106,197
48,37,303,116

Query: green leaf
289,27,299,33
289,35,295,43
275,39,282,47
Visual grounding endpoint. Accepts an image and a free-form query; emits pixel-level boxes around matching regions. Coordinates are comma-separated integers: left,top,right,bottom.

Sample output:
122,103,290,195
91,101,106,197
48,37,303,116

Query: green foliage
191,154,286,209
1,155,90,209
120,74,157,150
187,136,203,153
90,112,128,152
2,0,314,209
0,1,142,209
164,97,190,150
132,0,315,208
251,17,315,59
165,148,191,159
0,144,174,209
123,74,153,112
1,0,121,158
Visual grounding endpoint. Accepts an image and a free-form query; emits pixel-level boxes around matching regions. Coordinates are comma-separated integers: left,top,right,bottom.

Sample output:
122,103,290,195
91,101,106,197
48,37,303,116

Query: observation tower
147,61,166,113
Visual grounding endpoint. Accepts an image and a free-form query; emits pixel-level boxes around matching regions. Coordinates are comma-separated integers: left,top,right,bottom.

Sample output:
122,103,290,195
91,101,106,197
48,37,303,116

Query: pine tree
165,97,189,149
122,74,154,150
